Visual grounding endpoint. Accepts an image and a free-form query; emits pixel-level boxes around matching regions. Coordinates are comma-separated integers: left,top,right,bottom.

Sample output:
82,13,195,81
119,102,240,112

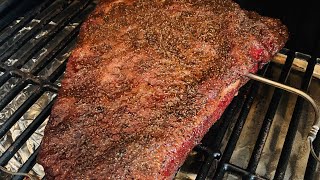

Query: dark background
235,0,320,56
1,0,320,56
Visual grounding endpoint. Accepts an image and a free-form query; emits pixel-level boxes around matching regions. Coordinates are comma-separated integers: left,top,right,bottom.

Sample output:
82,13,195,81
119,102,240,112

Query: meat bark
38,0,288,179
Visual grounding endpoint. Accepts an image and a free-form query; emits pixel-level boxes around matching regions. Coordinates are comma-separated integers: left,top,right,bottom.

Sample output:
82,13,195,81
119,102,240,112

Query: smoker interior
0,0,319,179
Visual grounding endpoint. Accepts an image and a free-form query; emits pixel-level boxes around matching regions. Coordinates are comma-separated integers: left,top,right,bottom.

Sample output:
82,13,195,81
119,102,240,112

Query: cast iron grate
0,0,96,179
0,0,319,179
190,50,320,180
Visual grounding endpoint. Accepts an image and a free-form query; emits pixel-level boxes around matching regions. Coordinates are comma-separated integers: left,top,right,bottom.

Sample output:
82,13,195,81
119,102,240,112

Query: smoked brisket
38,0,288,179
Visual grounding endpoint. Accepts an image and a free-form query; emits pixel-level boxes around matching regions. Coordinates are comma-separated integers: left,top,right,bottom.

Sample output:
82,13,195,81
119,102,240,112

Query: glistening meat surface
38,0,288,179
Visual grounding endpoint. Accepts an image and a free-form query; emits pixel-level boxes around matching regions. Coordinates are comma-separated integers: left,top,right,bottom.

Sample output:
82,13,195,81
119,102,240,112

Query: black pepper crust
38,0,288,179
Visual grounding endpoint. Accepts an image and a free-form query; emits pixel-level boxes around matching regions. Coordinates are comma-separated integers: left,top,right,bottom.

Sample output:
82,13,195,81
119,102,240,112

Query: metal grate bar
247,51,295,172
11,0,91,68
0,71,11,86
194,154,216,180
47,60,68,84
195,145,221,180
11,148,40,180
0,0,70,62
194,144,221,180
0,0,40,31
30,3,96,75
0,0,96,177
0,99,54,167
0,89,44,152
29,37,75,76
0,64,60,93
0,0,52,45
224,163,267,180
206,85,250,150
273,55,315,179
0,80,27,110
195,84,252,180
213,80,261,179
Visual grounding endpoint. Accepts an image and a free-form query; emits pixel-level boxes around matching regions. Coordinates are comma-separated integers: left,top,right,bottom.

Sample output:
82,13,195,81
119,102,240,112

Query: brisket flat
38,0,288,179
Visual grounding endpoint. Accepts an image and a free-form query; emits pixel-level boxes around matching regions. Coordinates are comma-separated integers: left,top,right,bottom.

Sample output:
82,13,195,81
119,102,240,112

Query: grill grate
187,50,320,180
0,0,96,179
0,0,320,179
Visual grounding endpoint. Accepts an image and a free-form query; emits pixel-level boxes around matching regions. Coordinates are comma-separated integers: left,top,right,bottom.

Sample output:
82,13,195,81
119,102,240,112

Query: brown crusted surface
38,0,288,179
